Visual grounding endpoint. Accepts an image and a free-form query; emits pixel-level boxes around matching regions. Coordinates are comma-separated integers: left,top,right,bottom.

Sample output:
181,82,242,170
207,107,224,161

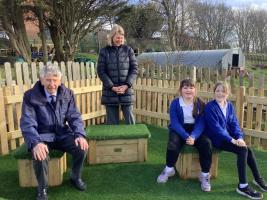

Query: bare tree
0,0,31,62
38,0,127,61
192,0,234,49
152,0,195,51
234,8,267,53
233,8,254,53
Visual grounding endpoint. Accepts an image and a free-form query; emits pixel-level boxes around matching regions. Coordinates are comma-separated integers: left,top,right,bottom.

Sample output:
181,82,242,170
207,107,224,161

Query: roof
137,49,233,68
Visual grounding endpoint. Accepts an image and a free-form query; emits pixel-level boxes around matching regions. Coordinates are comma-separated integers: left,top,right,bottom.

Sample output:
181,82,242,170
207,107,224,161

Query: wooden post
0,88,8,155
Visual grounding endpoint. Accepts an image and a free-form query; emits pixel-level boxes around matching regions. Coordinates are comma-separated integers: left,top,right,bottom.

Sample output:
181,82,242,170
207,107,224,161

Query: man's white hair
39,64,62,78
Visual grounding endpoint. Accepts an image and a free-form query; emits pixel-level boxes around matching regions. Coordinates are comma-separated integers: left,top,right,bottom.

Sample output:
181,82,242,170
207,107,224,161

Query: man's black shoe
236,185,263,200
70,178,87,191
36,188,48,200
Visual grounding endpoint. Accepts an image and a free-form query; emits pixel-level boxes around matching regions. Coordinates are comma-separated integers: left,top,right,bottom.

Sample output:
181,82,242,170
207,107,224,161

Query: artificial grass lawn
0,125,267,200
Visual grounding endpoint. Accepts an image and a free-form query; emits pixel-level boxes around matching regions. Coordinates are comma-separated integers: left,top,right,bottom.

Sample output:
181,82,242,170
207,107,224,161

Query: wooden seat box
86,124,150,164
14,144,67,187
175,145,219,179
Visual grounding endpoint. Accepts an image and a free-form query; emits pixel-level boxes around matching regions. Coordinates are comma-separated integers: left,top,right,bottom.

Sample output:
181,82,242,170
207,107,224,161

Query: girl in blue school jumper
157,79,212,192
205,81,267,200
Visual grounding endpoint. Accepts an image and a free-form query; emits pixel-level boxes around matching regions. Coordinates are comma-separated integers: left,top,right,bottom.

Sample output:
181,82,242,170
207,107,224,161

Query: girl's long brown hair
179,79,205,118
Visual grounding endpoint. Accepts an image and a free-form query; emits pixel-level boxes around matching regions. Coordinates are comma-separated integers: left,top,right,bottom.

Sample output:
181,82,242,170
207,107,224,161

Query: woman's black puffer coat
97,45,138,105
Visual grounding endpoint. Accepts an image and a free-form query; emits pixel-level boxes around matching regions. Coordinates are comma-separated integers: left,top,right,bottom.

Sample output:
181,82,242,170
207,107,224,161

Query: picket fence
0,62,266,155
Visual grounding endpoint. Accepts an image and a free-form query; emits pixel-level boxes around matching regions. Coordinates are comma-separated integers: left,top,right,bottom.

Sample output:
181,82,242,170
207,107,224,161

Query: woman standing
157,79,212,192
97,25,138,124
205,81,267,199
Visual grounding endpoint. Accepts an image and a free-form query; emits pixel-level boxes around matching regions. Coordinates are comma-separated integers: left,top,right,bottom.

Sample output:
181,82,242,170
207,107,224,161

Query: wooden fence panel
1,62,267,154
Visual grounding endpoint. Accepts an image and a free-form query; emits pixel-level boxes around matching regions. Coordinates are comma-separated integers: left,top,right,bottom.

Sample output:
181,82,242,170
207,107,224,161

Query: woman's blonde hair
213,81,231,95
107,24,125,46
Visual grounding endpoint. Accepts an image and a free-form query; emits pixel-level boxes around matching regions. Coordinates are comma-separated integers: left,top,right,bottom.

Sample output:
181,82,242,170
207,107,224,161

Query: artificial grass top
86,124,151,140
13,143,65,159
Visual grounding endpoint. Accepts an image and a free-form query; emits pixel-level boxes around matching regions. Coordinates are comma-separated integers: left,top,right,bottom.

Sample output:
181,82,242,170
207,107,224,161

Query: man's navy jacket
20,81,86,150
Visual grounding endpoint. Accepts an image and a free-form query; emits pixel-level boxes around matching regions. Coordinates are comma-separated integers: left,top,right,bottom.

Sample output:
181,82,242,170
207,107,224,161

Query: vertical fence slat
22,62,31,88
4,86,16,150
31,62,38,84
162,80,168,127
146,78,152,124
157,80,163,126
90,62,96,79
5,62,13,86
67,61,73,84
86,80,92,125
0,88,8,155
141,78,147,123
15,62,23,93
135,78,142,122
14,86,24,146
60,62,66,83
91,78,96,125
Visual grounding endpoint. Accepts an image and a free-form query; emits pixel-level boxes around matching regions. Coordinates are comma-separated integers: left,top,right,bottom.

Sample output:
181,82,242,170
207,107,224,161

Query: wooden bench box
86,124,150,164
14,144,67,187
175,145,219,179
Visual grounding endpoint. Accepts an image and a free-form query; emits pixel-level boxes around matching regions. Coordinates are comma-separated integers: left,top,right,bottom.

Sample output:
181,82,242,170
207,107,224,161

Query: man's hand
186,136,195,146
231,138,237,145
75,137,89,151
236,138,246,147
32,143,49,161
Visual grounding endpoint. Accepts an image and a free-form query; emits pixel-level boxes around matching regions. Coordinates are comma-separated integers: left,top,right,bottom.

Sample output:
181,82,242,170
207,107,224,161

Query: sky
216,0,267,10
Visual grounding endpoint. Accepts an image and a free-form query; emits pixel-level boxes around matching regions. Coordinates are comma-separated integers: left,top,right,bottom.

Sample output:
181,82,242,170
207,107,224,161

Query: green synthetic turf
86,124,151,140
0,125,267,200
13,143,65,159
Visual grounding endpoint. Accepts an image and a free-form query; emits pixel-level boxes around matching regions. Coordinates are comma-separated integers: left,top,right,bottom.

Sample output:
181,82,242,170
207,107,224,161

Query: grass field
0,125,267,200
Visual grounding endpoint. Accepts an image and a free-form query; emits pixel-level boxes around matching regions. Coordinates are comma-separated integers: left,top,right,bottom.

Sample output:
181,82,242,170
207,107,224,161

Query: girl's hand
186,136,195,145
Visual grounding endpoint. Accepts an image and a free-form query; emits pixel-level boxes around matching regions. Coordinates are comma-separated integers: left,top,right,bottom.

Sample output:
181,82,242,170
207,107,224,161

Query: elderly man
20,64,89,200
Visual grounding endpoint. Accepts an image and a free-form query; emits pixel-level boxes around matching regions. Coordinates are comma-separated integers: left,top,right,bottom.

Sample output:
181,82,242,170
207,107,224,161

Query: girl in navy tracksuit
157,79,212,192
205,81,267,200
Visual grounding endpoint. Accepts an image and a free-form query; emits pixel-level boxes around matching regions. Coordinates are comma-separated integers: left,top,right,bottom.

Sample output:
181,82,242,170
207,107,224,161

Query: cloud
225,0,267,10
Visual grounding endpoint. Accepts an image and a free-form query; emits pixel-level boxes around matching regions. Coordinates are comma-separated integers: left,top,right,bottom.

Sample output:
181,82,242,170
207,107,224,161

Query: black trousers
166,124,212,173
220,141,261,184
105,105,135,125
33,134,87,190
